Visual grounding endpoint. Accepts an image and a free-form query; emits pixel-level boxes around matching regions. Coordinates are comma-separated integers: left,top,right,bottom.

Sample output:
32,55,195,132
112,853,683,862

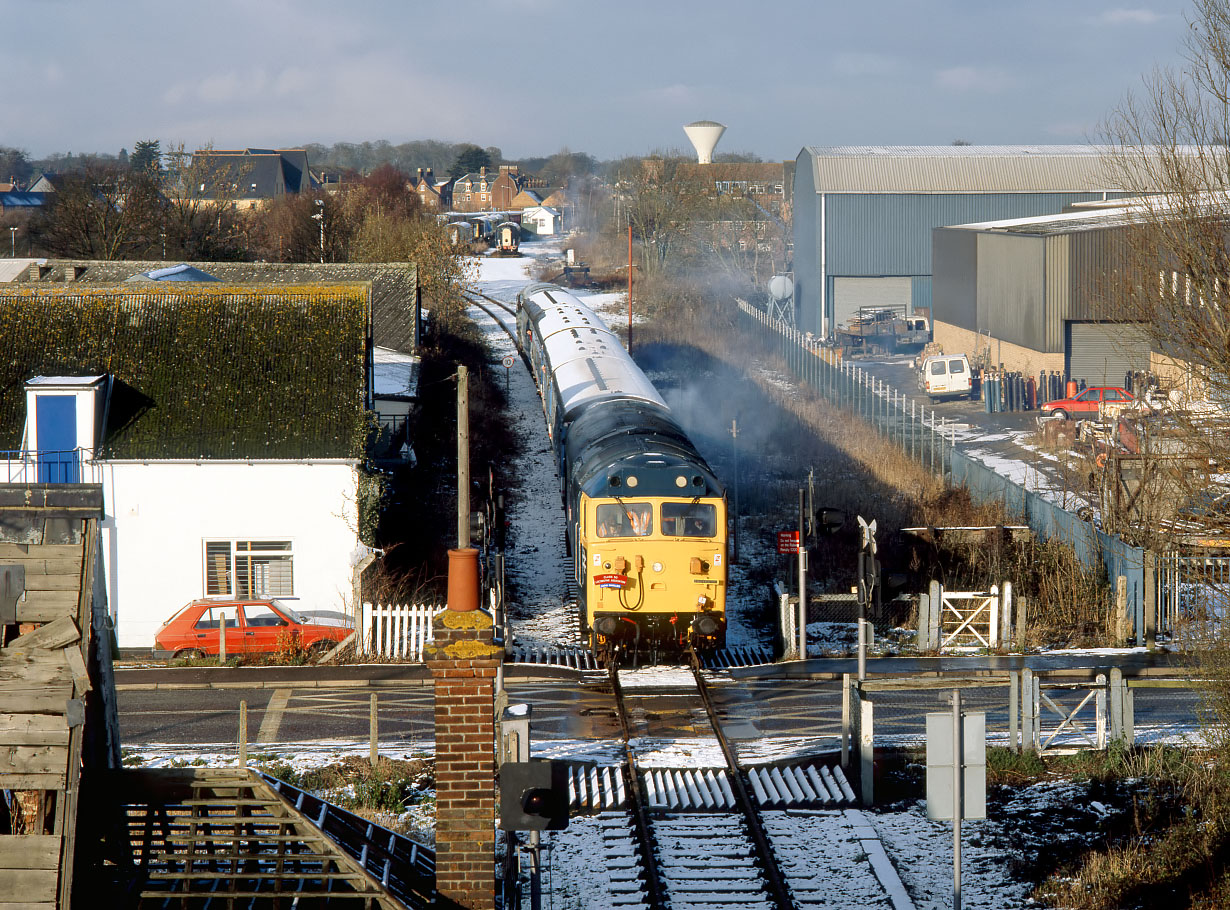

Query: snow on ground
468,239,771,651
468,240,578,649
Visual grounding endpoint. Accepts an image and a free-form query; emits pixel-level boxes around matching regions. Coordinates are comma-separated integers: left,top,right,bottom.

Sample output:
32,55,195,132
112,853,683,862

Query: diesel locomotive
515,282,727,657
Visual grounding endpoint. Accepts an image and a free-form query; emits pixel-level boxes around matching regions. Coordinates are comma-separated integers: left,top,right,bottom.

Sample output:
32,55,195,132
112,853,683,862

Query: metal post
529,829,542,910
219,613,227,663
370,693,379,766
458,365,470,548
952,689,962,910
239,700,248,768
798,489,807,661
1009,670,1020,753
858,618,867,681
841,672,852,768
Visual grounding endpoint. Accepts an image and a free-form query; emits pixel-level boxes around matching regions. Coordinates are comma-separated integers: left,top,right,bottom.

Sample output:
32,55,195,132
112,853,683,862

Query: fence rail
0,448,101,484
360,602,437,659
739,301,1153,646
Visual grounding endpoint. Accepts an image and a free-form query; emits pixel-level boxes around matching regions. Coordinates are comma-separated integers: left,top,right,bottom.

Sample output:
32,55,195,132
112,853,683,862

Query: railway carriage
516,282,728,657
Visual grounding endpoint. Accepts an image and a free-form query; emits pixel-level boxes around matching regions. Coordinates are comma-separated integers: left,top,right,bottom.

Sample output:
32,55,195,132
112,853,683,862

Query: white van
918,354,972,400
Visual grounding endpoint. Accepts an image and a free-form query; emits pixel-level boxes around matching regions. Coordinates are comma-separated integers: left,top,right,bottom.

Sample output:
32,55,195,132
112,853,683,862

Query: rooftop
0,283,371,460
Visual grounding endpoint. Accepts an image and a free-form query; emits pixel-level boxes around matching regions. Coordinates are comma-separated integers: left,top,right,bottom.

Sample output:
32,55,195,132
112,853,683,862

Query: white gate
361,602,437,660
939,586,1001,650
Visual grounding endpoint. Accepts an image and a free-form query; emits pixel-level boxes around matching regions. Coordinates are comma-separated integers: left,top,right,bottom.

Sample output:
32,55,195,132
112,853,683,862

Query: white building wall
98,460,359,649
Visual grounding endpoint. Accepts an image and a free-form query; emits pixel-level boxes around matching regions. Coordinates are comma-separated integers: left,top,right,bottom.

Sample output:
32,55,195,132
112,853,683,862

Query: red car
155,598,352,658
1040,386,1133,420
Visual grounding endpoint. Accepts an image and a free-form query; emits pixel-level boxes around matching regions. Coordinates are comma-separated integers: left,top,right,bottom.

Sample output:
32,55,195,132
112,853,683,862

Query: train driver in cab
627,505,651,536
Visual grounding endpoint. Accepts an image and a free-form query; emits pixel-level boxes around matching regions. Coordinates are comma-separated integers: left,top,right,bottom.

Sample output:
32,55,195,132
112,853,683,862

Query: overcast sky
3,0,1192,162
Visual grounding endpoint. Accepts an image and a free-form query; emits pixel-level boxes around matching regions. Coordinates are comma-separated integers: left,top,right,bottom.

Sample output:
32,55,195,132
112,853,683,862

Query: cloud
832,53,900,78
1096,8,1163,25
935,66,1013,93
641,84,698,106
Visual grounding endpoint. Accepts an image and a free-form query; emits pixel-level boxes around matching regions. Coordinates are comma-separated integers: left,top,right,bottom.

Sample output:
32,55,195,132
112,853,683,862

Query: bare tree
29,162,163,259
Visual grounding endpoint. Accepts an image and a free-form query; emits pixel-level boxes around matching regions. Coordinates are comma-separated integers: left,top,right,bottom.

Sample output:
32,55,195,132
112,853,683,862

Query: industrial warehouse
791,145,1145,337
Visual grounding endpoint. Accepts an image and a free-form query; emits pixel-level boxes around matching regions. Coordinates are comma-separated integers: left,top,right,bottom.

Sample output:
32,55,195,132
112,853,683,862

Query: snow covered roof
0,259,44,283
373,347,420,399
127,264,220,282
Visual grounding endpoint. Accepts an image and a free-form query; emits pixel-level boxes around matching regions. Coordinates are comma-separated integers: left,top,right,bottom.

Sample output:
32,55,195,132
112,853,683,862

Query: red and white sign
777,531,800,554
593,573,630,590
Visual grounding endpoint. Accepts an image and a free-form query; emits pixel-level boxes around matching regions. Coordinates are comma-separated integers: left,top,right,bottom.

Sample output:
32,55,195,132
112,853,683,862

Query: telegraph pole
797,489,807,661
729,419,739,563
458,366,470,548
627,223,634,352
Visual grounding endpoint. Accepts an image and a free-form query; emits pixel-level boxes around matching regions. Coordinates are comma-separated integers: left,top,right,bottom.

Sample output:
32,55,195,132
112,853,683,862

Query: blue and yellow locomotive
516,283,727,657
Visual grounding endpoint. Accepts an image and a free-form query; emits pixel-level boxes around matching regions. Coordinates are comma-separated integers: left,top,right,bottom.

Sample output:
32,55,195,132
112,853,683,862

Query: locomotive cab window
596,502,652,537
662,503,717,538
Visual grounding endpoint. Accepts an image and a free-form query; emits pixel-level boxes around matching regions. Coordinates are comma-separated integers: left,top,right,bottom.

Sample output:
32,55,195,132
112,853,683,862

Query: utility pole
797,489,807,661
457,365,470,549
729,419,739,563
627,222,633,352
313,198,325,263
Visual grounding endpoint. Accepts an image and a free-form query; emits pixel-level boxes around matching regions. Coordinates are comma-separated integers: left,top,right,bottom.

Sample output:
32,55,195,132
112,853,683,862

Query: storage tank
683,120,726,164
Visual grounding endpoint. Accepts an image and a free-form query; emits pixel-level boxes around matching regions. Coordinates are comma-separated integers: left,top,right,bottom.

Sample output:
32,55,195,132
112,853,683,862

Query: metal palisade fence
739,301,957,477
738,301,1153,644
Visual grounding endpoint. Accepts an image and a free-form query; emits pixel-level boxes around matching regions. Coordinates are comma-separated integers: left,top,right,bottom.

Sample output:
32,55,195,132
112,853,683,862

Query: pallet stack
0,485,114,910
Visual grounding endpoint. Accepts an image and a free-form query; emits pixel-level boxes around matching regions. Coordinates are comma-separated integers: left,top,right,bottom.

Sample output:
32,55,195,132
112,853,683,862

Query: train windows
595,502,652,537
662,503,717,538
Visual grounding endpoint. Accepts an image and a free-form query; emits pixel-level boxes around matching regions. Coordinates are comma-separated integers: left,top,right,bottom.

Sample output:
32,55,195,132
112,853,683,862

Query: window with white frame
204,540,294,597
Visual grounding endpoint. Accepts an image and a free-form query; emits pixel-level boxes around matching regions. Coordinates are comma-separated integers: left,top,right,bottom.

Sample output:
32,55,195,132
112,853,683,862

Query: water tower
768,273,795,325
683,120,726,164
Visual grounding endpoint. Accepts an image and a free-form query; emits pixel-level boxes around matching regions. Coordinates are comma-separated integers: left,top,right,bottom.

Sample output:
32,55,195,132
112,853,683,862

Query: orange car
155,598,352,658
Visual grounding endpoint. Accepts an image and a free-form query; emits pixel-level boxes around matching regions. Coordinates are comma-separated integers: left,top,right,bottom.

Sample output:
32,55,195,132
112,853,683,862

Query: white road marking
257,688,293,743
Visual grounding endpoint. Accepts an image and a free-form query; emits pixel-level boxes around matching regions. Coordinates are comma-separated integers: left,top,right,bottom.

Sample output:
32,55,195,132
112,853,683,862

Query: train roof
553,354,666,420
521,282,667,418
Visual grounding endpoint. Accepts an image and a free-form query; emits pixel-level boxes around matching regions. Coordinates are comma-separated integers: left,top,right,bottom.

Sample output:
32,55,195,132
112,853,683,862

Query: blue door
36,395,78,483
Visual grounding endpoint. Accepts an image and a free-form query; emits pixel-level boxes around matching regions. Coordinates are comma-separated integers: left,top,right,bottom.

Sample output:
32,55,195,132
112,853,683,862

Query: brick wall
426,608,501,909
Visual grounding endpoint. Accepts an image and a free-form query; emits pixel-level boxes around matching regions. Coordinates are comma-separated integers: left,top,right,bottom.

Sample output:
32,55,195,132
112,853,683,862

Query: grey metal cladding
932,228,977,332
824,193,1108,276
977,232,1047,352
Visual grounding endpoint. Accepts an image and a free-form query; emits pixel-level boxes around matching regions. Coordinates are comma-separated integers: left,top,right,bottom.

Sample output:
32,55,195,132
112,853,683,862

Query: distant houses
186,148,318,208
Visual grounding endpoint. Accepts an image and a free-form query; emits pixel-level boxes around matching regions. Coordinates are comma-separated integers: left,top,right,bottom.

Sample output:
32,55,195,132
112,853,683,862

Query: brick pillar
425,606,501,909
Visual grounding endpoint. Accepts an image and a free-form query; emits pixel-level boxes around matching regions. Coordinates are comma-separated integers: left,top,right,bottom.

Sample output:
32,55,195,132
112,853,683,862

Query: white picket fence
360,602,438,659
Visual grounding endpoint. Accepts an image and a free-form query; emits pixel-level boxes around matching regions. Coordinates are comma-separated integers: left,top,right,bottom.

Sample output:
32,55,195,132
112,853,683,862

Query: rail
688,654,795,910
260,771,436,909
608,663,667,910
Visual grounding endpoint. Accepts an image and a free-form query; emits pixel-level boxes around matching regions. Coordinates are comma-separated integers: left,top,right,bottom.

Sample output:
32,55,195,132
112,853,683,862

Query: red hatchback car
1040,386,1133,420
155,598,352,658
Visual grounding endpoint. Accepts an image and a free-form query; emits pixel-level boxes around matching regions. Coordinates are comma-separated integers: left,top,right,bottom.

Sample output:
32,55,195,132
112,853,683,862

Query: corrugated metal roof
800,145,1131,194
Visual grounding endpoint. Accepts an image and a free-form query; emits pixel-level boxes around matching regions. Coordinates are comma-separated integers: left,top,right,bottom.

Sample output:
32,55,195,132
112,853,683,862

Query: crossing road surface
117,674,1200,751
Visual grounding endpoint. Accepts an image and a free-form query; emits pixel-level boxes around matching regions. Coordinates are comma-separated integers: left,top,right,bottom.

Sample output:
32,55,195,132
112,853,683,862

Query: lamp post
312,198,325,263
9,227,16,258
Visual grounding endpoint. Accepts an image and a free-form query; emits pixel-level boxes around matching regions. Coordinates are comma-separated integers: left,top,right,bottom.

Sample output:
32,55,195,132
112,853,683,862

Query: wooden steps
105,769,407,908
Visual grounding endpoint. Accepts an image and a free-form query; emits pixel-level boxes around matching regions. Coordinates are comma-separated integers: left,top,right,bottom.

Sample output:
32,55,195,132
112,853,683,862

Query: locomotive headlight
626,475,638,488
652,561,664,573
675,475,687,488
697,595,712,610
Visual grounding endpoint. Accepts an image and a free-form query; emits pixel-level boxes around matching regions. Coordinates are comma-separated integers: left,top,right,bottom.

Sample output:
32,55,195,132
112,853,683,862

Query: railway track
463,288,778,673
607,657,795,910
